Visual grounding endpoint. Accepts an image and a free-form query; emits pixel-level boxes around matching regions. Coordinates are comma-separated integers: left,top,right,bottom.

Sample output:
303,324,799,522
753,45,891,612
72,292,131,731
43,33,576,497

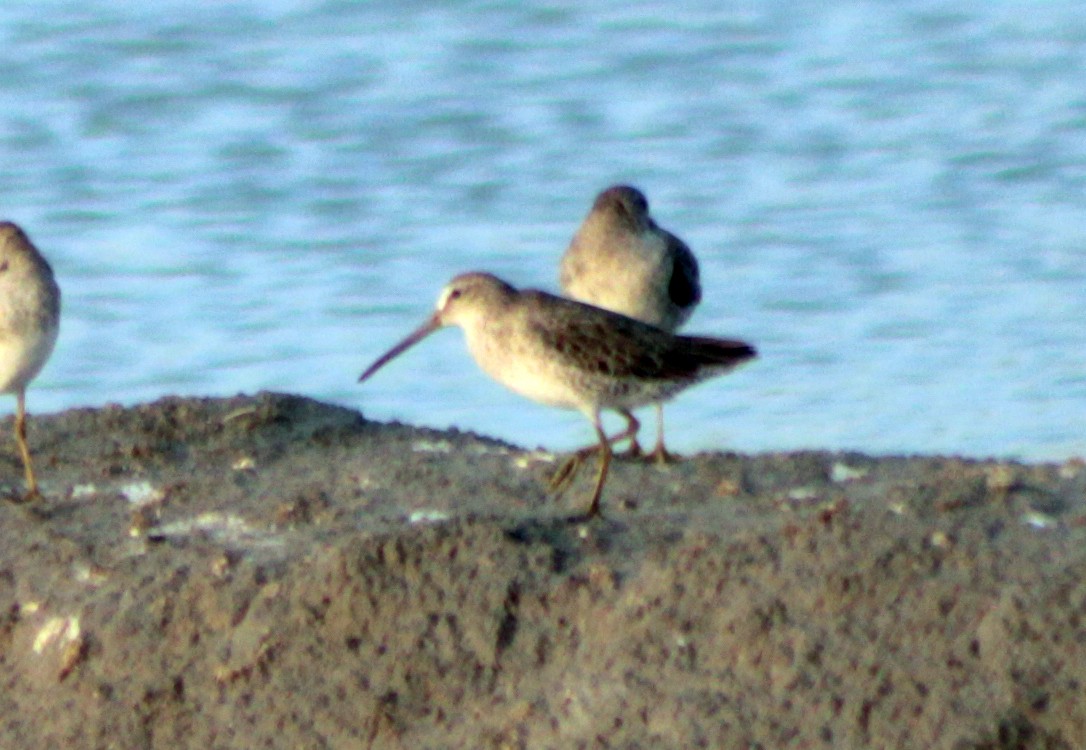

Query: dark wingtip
693,336,757,367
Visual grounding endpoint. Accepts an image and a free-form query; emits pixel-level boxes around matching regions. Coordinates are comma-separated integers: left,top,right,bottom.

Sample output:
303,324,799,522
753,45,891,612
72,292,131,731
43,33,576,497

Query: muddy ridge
0,392,1083,749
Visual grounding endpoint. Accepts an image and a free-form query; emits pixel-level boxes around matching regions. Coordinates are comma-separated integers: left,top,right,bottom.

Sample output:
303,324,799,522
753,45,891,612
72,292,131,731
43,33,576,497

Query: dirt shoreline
0,392,1083,749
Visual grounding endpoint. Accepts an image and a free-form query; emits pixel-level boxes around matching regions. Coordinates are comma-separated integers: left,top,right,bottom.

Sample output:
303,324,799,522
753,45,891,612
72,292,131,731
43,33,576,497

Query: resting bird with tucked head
560,184,702,464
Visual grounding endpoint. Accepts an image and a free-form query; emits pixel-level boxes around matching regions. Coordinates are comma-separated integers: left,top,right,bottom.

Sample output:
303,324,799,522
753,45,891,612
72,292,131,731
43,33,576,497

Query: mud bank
0,392,1083,749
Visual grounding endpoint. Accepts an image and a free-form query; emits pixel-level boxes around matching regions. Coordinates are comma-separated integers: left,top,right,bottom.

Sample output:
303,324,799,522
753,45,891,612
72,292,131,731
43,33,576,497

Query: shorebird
358,272,754,519
560,184,702,463
0,222,60,500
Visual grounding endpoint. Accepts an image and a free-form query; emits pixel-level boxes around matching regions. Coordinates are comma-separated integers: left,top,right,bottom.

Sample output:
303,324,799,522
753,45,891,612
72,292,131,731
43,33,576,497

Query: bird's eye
448,289,462,301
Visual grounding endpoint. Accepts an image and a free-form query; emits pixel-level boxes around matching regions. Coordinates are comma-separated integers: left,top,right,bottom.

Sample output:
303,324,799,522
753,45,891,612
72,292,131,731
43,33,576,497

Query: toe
650,445,678,465
548,456,581,492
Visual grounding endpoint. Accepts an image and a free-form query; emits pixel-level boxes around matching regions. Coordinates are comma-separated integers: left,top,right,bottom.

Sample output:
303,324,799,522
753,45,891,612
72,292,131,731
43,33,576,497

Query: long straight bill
358,314,442,382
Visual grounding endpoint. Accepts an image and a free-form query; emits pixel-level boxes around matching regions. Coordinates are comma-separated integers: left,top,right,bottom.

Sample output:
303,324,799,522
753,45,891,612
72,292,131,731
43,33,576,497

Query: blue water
2,0,1084,460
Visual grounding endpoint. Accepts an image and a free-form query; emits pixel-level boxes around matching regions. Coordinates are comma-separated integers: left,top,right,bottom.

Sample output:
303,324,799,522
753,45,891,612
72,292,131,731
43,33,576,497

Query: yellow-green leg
648,403,676,465
15,389,39,499
583,418,611,519
615,409,644,458
549,412,639,495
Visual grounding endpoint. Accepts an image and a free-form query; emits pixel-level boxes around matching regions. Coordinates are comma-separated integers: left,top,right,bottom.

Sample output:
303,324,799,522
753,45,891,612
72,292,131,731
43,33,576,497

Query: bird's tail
685,336,757,367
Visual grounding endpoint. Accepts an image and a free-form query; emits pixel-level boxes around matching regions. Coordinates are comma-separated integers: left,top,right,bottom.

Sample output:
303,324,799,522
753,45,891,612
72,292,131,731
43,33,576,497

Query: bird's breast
462,320,586,411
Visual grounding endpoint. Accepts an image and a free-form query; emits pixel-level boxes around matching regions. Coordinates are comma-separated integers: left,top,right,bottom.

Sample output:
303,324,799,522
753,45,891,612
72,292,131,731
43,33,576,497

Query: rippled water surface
2,0,1084,459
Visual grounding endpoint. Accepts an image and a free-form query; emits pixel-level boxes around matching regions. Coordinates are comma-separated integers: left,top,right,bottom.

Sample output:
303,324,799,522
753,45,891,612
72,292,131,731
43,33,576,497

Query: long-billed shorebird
0,222,60,500
560,184,702,463
358,272,754,519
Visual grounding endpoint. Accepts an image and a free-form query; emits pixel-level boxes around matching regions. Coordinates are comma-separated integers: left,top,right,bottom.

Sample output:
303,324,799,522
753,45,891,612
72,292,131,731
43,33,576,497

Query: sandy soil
0,392,1083,749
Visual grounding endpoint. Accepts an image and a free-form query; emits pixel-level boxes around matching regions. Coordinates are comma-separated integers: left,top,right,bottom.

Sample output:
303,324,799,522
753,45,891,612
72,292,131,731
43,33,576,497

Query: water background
2,0,1085,461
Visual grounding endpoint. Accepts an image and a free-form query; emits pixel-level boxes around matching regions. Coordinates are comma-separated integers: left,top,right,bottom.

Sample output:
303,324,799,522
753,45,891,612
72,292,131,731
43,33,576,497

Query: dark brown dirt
0,392,1084,749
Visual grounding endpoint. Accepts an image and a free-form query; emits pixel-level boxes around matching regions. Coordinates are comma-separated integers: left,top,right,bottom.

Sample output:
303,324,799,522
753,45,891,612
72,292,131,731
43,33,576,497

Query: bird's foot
563,508,601,524
648,444,678,466
5,486,40,504
616,438,643,460
548,445,601,494
548,456,580,494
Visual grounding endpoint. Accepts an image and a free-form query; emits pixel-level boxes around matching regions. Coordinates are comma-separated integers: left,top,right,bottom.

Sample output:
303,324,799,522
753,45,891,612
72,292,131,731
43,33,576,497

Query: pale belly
465,328,588,413
479,351,584,411
0,327,58,394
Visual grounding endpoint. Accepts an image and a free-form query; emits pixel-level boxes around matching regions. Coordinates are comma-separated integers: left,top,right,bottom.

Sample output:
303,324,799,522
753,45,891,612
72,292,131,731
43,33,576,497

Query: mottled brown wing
526,291,752,381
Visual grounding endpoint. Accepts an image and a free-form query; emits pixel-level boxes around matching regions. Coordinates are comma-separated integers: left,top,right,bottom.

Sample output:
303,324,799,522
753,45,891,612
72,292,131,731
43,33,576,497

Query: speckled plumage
559,185,703,460
359,272,754,518
0,222,60,499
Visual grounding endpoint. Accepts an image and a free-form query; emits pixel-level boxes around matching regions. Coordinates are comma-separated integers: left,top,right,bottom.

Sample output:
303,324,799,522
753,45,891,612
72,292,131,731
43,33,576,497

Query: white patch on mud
33,616,81,655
